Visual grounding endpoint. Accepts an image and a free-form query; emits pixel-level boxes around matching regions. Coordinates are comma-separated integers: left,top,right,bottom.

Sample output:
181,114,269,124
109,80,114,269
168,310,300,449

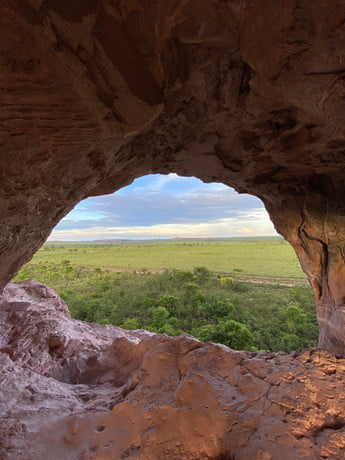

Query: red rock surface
1,281,345,459
1,0,345,353
1,2,345,456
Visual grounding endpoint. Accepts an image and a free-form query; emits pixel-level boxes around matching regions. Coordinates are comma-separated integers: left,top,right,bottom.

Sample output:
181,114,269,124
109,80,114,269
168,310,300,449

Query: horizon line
46,235,283,243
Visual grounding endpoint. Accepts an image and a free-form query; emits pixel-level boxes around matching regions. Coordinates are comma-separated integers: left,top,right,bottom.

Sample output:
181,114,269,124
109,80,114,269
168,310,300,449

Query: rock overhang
1,1,345,348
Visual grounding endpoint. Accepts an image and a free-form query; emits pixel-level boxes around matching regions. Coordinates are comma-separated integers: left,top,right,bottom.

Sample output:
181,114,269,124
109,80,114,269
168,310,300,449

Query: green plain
17,238,316,352
31,238,306,281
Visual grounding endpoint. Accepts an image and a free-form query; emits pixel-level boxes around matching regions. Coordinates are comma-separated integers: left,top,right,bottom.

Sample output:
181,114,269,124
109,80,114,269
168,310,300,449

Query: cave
1,0,345,458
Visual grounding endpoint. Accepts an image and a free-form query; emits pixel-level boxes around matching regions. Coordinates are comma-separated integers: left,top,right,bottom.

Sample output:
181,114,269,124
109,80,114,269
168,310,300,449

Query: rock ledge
1,281,345,459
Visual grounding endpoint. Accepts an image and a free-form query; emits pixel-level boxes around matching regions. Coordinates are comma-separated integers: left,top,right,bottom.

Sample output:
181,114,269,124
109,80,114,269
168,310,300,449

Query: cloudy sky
49,174,278,241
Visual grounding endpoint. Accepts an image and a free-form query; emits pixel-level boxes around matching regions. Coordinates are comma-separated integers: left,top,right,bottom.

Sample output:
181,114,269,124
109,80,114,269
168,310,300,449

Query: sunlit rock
1,0,345,353
1,281,345,459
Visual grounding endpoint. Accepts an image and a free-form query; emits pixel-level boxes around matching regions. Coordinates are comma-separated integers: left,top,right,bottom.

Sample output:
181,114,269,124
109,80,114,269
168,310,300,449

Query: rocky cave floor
1,281,345,459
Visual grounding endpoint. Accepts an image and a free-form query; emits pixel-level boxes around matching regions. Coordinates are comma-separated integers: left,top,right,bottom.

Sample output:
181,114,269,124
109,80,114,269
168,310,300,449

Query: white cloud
237,227,255,235
49,214,277,241
49,175,279,241
155,173,179,188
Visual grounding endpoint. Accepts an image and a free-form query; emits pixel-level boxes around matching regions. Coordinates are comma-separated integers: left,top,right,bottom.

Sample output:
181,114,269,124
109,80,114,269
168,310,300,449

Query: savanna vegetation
27,238,305,279
15,239,319,353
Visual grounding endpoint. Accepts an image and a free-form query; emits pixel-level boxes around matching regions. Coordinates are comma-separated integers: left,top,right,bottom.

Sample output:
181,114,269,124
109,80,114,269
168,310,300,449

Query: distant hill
93,239,129,243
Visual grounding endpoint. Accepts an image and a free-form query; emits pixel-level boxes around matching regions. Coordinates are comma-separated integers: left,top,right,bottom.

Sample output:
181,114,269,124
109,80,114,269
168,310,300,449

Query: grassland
31,238,306,282
16,238,316,352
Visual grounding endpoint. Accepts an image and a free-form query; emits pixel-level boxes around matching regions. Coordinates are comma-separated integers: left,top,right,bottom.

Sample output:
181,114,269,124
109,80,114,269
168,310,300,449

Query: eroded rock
1,0,345,353
1,281,345,459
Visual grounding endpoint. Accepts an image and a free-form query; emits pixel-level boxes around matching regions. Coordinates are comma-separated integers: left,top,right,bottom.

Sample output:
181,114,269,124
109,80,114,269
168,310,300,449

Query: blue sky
49,174,278,240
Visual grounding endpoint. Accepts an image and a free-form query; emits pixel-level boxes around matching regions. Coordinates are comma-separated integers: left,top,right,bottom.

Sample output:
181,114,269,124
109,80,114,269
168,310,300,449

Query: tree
213,319,254,350
192,319,253,350
150,306,170,330
121,318,140,330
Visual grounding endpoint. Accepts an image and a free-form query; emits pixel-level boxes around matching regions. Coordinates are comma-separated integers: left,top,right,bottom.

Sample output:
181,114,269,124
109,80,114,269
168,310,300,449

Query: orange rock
1,0,345,353
1,281,345,459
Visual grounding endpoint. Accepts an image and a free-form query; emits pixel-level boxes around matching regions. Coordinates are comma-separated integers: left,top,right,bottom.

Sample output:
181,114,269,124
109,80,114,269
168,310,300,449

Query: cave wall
1,0,345,353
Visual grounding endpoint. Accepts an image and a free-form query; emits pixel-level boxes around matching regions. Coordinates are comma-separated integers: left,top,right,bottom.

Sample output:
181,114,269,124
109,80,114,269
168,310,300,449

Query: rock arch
1,0,345,354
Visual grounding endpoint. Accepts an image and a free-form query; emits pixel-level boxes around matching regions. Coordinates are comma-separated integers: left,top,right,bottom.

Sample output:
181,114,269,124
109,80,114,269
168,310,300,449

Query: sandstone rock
2,2,345,458
1,0,345,353
1,281,345,459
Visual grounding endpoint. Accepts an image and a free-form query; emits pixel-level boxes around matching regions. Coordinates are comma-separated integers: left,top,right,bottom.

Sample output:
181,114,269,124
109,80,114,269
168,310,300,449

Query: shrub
121,318,140,330
219,277,234,288
193,319,253,350
193,266,211,284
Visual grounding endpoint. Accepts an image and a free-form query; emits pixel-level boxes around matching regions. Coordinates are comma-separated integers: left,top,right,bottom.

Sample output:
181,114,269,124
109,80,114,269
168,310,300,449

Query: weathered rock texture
1,281,345,460
1,0,345,353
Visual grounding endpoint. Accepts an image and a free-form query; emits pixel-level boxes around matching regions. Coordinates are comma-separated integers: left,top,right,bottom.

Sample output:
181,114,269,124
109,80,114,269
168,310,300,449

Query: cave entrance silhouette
19,174,315,354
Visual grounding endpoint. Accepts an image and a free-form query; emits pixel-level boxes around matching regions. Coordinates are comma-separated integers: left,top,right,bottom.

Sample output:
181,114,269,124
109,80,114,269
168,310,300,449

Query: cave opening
49,173,277,241
15,174,318,354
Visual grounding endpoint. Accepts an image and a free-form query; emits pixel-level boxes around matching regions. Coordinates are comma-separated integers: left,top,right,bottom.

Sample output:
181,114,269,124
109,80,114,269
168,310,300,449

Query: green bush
121,318,140,330
192,319,253,350
219,277,233,288
14,262,318,353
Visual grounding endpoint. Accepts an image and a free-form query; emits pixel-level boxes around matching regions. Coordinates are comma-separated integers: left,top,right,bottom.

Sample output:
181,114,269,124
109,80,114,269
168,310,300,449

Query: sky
49,174,278,241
